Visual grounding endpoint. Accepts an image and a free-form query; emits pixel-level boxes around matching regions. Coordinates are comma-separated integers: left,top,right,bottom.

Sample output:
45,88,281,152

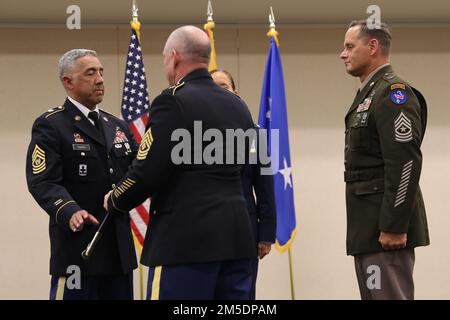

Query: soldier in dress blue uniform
26,49,137,300
340,21,429,299
211,69,276,300
105,26,257,300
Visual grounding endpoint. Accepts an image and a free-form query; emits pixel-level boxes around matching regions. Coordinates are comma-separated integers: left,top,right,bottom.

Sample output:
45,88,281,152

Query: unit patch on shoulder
32,144,46,174
137,129,153,160
390,88,408,105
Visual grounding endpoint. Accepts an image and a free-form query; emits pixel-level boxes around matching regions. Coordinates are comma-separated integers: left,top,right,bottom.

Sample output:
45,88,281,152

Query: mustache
94,86,104,91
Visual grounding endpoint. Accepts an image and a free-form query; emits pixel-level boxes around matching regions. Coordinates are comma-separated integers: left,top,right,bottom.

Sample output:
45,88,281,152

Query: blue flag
258,37,297,253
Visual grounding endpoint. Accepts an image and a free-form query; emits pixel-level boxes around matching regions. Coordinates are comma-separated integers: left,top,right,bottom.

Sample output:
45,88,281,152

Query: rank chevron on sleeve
394,112,413,142
32,144,46,174
137,129,153,160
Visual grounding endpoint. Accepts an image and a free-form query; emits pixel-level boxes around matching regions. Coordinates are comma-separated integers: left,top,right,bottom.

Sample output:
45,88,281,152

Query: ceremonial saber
81,213,110,260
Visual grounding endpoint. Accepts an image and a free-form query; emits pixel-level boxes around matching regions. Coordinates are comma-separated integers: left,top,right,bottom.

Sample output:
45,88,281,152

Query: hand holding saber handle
81,213,110,260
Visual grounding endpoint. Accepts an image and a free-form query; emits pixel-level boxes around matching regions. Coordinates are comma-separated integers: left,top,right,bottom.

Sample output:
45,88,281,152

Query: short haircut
183,36,211,64
210,69,236,91
58,49,97,80
165,26,211,64
349,20,392,55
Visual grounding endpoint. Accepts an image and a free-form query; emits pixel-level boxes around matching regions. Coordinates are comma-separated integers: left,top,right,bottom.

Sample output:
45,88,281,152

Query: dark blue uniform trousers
147,258,252,300
249,258,259,300
50,273,133,300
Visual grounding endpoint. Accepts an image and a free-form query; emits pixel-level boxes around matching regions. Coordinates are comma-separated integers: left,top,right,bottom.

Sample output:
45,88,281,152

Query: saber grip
80,212,109,260
81,231,101,260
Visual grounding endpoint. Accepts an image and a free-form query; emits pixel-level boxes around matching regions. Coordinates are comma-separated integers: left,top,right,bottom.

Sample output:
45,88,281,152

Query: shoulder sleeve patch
390,85,408,105
390,89,408,105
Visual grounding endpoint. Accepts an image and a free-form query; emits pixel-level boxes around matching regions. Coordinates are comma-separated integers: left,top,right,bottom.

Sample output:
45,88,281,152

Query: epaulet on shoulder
382,71,396,82
167,81,185,96
381,72,410,91
99,108,117,118
44,106,65,118
382,72,404,84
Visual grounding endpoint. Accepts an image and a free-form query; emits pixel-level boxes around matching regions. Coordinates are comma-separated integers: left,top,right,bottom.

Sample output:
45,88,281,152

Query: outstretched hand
69,210,99,232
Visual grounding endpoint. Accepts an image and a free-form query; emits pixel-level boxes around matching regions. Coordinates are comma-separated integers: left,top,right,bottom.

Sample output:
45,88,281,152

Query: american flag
121,28,150,247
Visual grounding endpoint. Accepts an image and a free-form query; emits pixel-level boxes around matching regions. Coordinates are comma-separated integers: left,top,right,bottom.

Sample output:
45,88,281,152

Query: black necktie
88,111,100,131
353,89,361,102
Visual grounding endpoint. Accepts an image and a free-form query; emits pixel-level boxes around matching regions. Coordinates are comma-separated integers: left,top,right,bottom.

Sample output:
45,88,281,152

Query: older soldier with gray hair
340,21,429,300
26,49,138,299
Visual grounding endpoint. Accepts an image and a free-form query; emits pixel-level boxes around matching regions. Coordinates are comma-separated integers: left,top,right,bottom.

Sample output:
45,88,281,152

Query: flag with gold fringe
119,6,152,275
257,22,297,253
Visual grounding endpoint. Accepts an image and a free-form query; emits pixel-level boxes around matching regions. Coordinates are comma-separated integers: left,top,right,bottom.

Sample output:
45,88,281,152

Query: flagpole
132,233,145,300
132,0,138,22
131,0,145,301
288,248,296,300
204,0,217,71
268,7,296,300
139,259,144,300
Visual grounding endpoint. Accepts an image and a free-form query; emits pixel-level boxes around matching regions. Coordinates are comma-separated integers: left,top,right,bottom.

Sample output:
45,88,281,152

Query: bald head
164,25,211,65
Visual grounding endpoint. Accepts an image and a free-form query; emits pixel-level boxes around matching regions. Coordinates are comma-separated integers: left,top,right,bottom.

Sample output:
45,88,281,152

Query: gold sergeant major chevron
137,129,153,160
32,144,46,174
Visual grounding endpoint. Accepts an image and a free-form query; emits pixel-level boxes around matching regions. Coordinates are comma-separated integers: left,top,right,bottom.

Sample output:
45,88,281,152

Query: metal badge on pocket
352,111,369,127
360,112,369,125
79,164,88,176
73,133,85,143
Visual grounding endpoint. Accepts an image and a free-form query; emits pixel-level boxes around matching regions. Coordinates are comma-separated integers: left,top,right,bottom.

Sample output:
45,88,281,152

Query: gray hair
58,49,97,80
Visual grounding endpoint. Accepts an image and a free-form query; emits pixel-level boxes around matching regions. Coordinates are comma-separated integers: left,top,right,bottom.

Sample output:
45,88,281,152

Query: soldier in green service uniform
340,20,429,300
